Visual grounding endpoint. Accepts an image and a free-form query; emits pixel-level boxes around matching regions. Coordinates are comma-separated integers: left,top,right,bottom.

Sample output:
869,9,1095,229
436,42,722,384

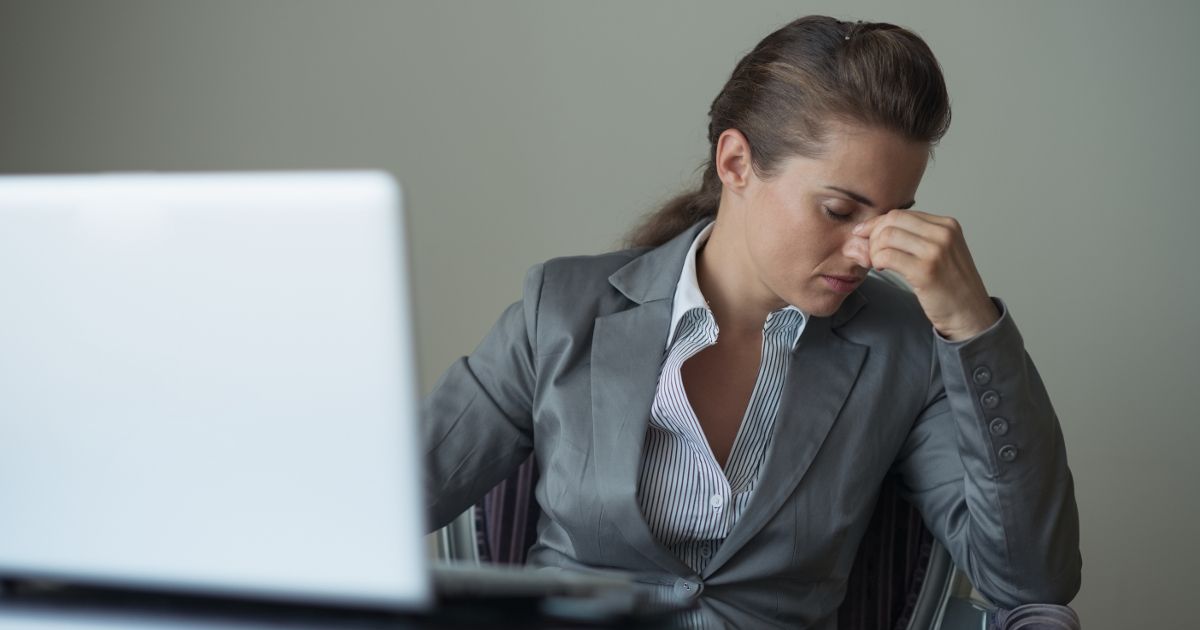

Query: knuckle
933,225,954,246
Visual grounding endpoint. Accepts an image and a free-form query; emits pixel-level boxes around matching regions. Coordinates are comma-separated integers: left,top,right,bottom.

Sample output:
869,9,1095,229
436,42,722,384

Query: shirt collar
665,223,809,351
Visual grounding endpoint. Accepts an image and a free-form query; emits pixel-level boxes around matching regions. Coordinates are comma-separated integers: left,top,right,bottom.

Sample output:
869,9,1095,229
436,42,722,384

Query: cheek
749,207,839,276
746,216,822,287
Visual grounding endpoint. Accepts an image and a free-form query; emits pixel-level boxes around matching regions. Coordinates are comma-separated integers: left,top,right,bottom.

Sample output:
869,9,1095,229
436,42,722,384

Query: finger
868,210,956,249
903,209,961,231
868,247,923,278
854,209,929,239
856,208,956,236
852,214,882,237
867,224,938,261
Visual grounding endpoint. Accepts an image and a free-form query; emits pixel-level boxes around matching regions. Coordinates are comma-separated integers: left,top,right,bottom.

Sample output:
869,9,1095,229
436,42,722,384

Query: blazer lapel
702,301,869,578
590,222,710,578
591,303,697,577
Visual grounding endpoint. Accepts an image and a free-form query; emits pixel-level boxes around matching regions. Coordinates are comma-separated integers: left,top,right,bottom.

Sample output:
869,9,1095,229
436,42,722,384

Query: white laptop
0,172,431,611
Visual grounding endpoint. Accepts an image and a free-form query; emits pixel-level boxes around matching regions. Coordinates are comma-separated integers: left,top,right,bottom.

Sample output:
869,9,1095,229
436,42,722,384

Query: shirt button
710,494,724,509
699,544,712,559
973,366,992,385
989,418,1009,436
998,445,1018,462
674,578,703,599
980,390,1001,409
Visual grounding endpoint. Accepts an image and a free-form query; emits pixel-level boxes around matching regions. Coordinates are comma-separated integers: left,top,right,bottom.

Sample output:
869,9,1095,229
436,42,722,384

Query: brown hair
625,16,952,248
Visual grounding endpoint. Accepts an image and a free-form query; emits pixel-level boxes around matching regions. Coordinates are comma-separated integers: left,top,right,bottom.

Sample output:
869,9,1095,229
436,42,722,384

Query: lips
821,274,864,294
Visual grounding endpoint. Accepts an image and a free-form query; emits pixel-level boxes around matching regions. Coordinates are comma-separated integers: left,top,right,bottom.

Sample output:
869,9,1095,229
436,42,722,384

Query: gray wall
1,1,1195,627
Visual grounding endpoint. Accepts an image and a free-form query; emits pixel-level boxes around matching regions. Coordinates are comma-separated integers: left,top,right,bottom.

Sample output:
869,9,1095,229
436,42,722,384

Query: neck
695,201,788,339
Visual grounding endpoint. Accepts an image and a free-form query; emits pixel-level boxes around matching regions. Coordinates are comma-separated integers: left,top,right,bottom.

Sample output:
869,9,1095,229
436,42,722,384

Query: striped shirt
636,224,807,573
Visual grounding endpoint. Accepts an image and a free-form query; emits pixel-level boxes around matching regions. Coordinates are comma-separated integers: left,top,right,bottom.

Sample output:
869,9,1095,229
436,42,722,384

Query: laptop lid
0,171,431,611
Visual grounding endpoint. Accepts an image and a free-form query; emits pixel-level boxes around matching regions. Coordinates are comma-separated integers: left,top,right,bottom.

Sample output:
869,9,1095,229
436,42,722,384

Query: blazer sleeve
420,264,544,530
892,299,1082,608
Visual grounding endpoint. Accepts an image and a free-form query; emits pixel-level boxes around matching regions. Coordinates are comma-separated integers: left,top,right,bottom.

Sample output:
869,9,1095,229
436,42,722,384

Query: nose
842,232,872,269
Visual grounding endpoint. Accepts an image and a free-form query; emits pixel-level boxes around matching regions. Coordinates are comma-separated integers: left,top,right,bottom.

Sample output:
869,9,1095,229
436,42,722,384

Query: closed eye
823,206,854,222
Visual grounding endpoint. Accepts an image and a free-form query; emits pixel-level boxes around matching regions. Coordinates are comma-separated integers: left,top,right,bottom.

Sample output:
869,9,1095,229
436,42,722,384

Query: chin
791,291,849,318
808,304,843,318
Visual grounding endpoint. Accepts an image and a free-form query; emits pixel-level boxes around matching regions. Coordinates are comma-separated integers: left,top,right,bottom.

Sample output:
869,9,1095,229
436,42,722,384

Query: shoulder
533,245,654,297
531,220,705,304
521,245,655,335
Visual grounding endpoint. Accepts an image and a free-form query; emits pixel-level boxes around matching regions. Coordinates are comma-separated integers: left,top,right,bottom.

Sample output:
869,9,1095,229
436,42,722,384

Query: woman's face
738,123,929,317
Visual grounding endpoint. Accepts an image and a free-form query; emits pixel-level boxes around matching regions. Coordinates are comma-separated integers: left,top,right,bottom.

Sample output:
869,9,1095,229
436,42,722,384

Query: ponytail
625,163,721,249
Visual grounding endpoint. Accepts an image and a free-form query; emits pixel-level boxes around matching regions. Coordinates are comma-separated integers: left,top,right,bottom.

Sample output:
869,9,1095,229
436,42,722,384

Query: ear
715,129,753,196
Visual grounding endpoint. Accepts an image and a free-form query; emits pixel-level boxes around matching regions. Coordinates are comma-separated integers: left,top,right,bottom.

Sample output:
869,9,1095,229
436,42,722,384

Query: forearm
901,300,1081,607
422,355,534,530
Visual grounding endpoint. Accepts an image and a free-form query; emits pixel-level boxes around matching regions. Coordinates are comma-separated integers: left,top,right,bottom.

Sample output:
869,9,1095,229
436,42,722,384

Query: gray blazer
422,221,1081,628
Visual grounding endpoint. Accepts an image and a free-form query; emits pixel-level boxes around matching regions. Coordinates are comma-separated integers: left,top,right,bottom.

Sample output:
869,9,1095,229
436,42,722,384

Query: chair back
474,454,541,565
838,474,940,630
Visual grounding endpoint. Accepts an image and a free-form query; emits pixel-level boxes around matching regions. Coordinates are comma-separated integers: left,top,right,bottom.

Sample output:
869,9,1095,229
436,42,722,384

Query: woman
422,16,1080,628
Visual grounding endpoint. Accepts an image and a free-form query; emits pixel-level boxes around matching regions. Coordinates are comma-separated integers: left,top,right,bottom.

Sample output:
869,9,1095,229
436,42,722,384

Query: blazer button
980,390,1001,409
973,366,992,385
989,418,1009,436
674,578,703,599
998,445,1018,462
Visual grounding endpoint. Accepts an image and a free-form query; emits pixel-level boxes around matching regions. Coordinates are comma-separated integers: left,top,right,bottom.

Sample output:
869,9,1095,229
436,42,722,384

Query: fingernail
852,222,864,235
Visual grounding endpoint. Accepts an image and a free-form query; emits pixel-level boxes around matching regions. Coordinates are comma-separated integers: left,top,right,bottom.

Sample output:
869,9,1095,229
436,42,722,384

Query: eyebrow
825,186,916,210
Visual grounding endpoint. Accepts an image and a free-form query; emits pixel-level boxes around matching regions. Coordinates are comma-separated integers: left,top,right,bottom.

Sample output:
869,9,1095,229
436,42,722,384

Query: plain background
0,1,1195,627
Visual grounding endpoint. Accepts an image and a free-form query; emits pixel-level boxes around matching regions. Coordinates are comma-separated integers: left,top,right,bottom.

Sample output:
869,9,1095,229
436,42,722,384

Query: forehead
776,124,929,205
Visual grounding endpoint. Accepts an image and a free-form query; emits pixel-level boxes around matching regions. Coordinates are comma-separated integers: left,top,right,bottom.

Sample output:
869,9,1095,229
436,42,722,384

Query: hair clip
845,20,863,40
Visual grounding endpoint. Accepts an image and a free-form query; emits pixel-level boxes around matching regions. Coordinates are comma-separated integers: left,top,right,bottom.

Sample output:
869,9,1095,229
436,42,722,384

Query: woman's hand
848,210,1000,341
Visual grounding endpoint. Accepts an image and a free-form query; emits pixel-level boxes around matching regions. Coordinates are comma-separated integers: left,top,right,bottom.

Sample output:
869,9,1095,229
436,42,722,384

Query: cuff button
973,366,992,385
998,445,1018,462
989,418,1009,436
981,390,1001,409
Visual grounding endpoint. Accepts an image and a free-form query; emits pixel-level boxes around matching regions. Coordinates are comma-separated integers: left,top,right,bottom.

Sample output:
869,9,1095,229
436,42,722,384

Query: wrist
935,299,1001,341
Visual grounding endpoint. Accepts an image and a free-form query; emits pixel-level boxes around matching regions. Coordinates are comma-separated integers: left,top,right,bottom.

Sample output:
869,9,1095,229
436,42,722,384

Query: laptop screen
0,172,430,610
